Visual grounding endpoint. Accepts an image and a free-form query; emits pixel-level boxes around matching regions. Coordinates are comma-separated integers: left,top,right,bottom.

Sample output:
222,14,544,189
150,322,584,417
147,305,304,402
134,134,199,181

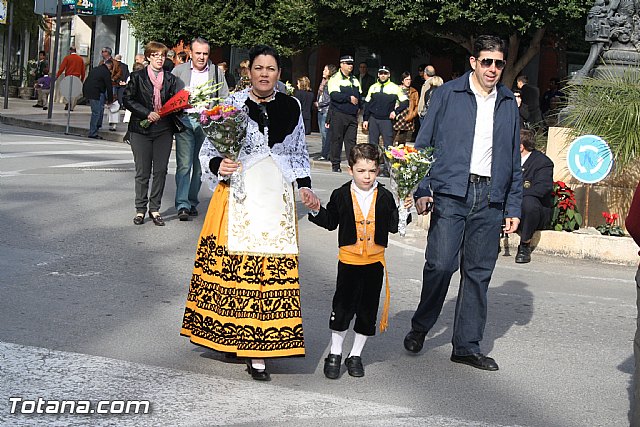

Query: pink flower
390,148,405,160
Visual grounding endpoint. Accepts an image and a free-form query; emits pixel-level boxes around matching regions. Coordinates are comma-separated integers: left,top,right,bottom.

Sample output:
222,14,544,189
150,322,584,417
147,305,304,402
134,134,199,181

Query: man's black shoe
450,353,499,371
189,206,198,217
87,135,104,140
345,356,365,377
404,330,427,353
323,354,342,379
177,208,190,221
332,167,342,173
515,243,531,263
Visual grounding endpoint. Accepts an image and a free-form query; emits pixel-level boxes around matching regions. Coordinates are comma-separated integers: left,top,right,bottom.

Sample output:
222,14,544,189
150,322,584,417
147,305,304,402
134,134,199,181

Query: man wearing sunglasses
404,35,522,372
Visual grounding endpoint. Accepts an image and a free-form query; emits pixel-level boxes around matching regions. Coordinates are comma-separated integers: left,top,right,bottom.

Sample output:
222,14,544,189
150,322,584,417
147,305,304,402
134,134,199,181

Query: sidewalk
2,97,638,265
0,97,337,169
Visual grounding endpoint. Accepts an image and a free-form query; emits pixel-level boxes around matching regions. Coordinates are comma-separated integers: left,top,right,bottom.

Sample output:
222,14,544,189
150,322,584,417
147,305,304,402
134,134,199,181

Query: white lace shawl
199,89,311,192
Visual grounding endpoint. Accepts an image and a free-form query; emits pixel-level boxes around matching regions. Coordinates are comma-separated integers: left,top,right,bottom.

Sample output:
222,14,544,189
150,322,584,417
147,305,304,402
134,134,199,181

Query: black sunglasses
478,58,506,70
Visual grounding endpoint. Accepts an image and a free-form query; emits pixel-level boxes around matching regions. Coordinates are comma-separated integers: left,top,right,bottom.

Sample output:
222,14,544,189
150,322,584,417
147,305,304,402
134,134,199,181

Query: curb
0,114,126,143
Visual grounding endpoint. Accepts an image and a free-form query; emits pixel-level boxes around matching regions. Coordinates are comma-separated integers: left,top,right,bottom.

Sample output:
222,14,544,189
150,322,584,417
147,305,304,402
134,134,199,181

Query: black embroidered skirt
180,183,305,358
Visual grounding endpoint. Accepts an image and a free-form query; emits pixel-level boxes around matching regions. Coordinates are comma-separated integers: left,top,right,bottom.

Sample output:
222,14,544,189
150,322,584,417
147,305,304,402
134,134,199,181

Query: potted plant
18,64,35,100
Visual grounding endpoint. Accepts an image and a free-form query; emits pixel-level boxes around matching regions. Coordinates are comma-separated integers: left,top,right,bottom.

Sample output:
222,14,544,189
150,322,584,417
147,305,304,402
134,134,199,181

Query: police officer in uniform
328,55,362,173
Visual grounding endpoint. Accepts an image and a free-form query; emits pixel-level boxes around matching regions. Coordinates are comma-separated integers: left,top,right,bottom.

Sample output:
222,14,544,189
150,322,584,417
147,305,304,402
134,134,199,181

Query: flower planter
6,85,18,98
18,87,34,100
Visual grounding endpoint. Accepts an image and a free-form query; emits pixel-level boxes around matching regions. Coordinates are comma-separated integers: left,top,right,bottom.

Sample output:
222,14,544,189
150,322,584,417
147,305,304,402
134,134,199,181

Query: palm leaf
563,68,640,170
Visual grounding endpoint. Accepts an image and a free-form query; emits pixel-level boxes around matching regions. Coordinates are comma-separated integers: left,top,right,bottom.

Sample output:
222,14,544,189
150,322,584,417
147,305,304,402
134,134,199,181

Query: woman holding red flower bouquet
123,41,183,226
180,45,320,381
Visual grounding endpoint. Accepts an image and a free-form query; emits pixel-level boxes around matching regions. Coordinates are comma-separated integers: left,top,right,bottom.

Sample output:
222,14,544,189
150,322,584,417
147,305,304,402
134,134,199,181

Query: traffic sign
59,76,82,102
566,135,613,184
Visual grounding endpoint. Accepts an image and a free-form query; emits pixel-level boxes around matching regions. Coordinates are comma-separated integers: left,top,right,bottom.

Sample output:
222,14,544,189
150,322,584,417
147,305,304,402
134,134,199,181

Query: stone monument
574,0,640,79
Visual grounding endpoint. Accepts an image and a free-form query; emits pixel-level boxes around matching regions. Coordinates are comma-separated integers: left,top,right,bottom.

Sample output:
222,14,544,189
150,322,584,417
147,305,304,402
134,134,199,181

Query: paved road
0,123,636,426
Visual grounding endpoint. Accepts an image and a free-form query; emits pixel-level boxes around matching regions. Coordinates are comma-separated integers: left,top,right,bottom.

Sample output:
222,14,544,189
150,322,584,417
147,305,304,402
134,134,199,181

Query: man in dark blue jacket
515,128,554,263
83,60,114,139
404,35,522,371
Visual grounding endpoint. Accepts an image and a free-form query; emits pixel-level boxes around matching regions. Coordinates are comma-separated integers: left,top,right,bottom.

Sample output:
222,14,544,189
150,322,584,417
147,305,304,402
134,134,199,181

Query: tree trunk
501,27,547,89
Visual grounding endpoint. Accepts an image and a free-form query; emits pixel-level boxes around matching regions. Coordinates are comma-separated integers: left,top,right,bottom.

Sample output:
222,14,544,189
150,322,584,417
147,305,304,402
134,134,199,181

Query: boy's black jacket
308,181,411,247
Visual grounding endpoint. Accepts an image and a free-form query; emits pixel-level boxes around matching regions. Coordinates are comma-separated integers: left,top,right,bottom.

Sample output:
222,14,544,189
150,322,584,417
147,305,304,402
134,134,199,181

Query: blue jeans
88,93,105,137
318,111,329,158
411,180,503,355
174,115,205,211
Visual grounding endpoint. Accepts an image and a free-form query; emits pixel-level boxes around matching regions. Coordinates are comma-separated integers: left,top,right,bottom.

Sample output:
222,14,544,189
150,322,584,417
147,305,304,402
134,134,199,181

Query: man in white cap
327,55,362,173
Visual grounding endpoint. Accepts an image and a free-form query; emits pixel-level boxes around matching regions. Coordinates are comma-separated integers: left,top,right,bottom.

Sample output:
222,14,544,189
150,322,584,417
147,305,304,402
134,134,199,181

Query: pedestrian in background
114,54,130,109
309,143,412,379
356,62,375,100
315,63,337,161
34,68,51,110
176,51,188,65
180,44,319,382
515,128,554,264
362,65,407,156
234,59,251,92
123,42,182,226
393,71,419,145
56,46,86,111
218,61,236,90
83,59,113,139
404,35,522,372
516,75,543,130
172,37,229,221
31,50,48,105
294,76,314,135
328,55,361,173
163,50,175,72
417,75,443,124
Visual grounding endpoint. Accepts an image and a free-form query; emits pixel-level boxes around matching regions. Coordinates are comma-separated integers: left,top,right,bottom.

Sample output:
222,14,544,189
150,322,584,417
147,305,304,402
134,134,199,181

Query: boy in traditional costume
309,144,411,378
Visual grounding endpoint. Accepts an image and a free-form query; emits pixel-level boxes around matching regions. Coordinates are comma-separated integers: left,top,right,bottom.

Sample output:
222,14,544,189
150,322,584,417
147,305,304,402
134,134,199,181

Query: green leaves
129,0,319,56
564,69,640,170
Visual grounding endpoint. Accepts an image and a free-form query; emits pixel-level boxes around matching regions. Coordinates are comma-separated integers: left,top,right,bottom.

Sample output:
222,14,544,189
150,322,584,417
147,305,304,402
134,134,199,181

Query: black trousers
519,195,551,241
130,131,173,213
329,110,357,170
368,117,394,148
330,261,384,336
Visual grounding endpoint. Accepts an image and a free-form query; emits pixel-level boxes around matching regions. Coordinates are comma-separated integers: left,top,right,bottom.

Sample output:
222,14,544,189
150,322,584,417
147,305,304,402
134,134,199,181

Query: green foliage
1,0,44,35
550,181,583,231
563,69,640,170
128,0,319,56
596,212,625,236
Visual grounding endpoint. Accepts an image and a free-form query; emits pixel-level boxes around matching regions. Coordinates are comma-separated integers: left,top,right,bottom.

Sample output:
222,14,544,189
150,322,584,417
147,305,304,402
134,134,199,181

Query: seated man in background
516,129,554,263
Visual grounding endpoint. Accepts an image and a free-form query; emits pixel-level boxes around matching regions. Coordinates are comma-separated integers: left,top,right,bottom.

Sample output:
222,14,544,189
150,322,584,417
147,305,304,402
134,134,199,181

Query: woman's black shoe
245,361,271,381
149,212,165,226
133,213,145,225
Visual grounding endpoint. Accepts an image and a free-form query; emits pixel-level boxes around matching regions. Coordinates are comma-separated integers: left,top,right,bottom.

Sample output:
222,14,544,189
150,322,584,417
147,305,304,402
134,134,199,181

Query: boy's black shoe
345,356,364,377
323,354,341,379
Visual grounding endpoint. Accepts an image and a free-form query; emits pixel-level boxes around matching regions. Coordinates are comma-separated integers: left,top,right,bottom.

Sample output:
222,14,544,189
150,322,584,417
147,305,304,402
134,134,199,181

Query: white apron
227,156,298,256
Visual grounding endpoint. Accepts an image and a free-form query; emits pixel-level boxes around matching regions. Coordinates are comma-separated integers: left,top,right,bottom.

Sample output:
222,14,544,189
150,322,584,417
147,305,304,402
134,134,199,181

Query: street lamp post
3,0,14,109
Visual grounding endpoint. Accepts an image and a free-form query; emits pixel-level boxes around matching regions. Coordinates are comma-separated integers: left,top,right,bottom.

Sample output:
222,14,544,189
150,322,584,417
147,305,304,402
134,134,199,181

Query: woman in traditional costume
180,45,320,381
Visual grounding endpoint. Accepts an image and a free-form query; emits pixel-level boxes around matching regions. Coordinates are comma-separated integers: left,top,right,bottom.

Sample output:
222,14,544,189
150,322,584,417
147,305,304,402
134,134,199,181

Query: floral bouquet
139,81,223,128
193,104,248,201
284,81,295,96
384,144,435,236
